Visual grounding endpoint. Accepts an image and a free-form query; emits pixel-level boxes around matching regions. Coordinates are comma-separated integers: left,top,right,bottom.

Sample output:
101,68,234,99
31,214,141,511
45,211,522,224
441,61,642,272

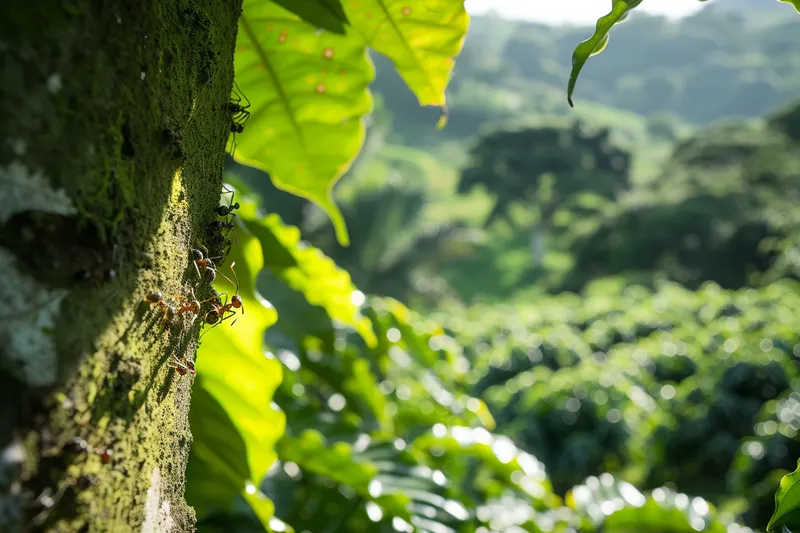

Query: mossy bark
0,0,242,531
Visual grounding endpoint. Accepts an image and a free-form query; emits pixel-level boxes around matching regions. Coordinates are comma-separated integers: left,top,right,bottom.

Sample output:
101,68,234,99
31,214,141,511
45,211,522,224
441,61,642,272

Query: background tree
457,122,631,265
562,102,800,291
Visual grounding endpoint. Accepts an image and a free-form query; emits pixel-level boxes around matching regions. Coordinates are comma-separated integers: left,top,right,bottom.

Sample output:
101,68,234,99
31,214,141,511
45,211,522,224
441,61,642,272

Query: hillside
372,8,800,148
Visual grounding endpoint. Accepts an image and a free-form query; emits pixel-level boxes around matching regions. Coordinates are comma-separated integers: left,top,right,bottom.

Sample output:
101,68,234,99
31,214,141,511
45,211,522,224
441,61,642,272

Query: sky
464,0,706,25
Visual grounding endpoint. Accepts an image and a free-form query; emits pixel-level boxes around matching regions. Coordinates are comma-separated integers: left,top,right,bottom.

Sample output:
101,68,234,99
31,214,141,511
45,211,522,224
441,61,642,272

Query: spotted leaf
233,0,375,245
342,0,469,113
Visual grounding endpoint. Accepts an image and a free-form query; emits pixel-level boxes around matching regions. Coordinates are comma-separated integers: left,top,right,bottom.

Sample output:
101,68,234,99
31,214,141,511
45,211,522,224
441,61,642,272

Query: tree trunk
0,1,241,531
531,224,547,267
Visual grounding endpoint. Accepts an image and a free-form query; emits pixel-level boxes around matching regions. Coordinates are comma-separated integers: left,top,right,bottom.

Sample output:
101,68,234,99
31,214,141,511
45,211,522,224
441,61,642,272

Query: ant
216,182,240,219
228,80,250,131
208,219,238,245
144,291,176,324
162,128,186,160
175,287,203,317
200,262,244,337
227,80,250,158
169,357,195,376
192,247,222,282
74,268,116,283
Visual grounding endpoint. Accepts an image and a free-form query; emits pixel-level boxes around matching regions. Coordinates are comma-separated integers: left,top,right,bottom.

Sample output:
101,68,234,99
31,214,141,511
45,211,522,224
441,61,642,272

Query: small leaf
778,0,800,12
768,459,800,531
186,209,284,528
342,0,469,108
234,0,375,245
567,0,643,107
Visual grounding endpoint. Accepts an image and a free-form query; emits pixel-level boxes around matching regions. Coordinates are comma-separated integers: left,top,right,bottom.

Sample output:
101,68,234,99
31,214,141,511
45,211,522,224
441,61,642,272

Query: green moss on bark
0,0,242,531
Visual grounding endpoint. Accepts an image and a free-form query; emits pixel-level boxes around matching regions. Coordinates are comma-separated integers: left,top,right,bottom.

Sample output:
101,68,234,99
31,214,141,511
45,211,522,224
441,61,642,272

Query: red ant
144,291,176,323
173,287,204,320
169,357,195,376
200,262,244,337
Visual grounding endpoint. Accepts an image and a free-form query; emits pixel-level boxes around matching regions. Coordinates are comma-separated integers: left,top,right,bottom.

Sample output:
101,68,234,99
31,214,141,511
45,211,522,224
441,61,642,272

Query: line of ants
148,79,248,375
144,257,243,376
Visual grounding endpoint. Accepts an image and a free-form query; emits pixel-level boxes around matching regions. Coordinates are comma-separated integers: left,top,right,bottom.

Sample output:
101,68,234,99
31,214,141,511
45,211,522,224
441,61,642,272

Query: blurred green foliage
189,4,800,533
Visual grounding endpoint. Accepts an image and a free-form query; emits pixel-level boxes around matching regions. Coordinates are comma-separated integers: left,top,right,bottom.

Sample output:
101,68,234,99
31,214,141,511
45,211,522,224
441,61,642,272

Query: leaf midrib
240,13,310,157
373,0,438,101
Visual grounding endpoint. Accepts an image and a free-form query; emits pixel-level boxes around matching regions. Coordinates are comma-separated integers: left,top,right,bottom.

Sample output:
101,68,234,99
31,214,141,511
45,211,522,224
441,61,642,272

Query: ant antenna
230,262,240,296
229,261,244,321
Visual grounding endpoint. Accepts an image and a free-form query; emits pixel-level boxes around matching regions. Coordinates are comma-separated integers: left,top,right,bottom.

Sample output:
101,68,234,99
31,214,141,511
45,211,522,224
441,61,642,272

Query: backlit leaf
234,0,375,245
567,0,643,107
342,0,470,111
186,204,283,528
224,179,376,347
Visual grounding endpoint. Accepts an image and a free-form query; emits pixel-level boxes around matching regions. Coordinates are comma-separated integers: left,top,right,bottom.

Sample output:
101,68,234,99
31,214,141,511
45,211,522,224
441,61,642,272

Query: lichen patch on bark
141,467,174,533
0,248,68,387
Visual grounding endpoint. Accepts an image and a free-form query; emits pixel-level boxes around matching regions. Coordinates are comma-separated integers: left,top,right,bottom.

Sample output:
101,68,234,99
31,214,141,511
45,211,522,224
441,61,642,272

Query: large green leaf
223,178,376,347
186,206,284,528
234,0,374,245
567,0,643,107
768,459,800,531
342,0,469,110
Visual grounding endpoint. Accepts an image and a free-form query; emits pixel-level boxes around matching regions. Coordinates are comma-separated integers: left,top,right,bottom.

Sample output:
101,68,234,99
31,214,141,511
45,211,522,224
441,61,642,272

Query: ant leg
233,79,251,109
200,319,224,340
226,224,239,245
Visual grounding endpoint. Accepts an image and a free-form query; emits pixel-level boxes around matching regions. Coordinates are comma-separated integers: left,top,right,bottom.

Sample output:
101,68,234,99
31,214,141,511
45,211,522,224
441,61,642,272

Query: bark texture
0,0,241,531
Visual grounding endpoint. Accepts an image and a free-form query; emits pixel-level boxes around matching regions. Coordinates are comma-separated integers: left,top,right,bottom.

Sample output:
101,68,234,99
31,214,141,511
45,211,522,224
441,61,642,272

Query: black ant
229,80,250,130
208,219,238,245
227,80,250,158
216,183,240,218
162,128,186,160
